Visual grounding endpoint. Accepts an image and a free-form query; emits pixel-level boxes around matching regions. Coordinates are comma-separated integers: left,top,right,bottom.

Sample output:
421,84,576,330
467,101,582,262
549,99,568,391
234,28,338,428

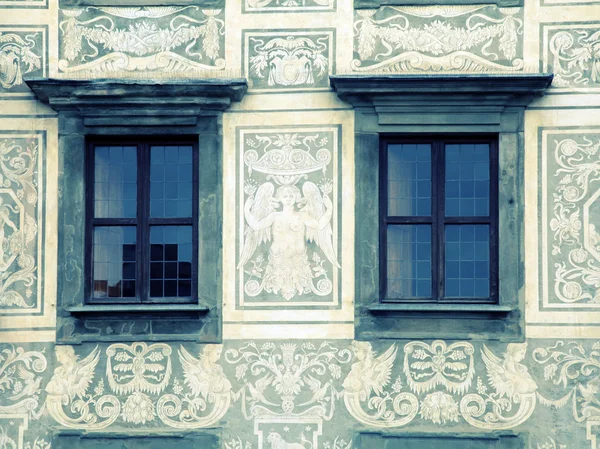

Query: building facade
0,0,599,447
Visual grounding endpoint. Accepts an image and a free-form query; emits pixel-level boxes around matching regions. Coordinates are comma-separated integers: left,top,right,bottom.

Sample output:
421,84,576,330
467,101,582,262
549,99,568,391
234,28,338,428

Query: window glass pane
94,146,137,218
388,144,431,216
93,226,136,298
445,224,489,298
150,145,193,218
149,226,193,297
387,224,431,297
445,143,489,217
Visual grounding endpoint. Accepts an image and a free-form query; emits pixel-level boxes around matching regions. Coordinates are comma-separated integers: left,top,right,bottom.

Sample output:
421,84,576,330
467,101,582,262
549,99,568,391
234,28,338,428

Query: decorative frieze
243,0,335,13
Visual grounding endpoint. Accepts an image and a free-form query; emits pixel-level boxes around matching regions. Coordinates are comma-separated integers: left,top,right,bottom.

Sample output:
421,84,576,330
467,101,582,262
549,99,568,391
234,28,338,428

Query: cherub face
276,186,301,207
55,346,75,365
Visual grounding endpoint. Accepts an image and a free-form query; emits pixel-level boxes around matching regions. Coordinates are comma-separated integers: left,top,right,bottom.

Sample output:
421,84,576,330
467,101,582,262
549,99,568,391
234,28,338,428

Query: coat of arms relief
237,130,340,306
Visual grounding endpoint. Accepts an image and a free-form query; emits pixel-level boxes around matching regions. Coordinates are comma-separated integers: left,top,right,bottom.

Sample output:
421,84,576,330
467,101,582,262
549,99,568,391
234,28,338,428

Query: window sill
368,303,512,314
67,304,210,318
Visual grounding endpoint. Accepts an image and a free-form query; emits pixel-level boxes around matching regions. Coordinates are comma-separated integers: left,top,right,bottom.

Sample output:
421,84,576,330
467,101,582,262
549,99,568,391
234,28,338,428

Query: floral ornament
549,29,600,87
0,32,42,89
460,343,537,430
342,341,418,428
225,341,350,419
322,437,351,449
403,340,475,395
122,391,155,424
58,7,225,74
0,345,46,417
45,345,120,429
224,437,252,449
24,437,51,449
352,7,523,72
0,139,38,309
533,341,600,422
419,391,460,425
549,136,600,304
536,438,567,449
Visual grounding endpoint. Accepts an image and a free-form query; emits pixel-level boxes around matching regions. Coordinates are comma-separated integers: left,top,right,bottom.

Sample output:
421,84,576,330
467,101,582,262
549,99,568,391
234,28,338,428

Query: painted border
235,125,342,310
242,0,336,13
541,0,600,5
0,0,48,8
242,28,336,93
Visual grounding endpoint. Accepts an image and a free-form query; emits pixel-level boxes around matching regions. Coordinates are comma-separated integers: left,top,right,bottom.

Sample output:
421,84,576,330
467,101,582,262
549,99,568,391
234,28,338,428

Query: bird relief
460,343,538,429
45,346,120,429
238,132,339,303
342,341,418,428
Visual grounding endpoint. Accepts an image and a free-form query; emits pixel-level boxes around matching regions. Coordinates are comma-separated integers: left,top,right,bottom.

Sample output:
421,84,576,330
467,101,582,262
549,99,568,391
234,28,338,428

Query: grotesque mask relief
237,129,341,308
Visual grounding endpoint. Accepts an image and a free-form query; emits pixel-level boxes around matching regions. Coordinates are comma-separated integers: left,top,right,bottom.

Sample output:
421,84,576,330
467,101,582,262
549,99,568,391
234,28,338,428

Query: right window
381,137,498,303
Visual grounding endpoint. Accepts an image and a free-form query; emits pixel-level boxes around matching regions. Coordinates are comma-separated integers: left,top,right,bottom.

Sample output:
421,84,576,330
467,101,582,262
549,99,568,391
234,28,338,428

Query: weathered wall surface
1,0,600,448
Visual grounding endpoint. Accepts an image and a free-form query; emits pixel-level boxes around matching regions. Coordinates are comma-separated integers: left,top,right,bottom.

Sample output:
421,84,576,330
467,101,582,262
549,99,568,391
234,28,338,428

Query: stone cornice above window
26,78,247,126
330,73,553,133
355,0,522,8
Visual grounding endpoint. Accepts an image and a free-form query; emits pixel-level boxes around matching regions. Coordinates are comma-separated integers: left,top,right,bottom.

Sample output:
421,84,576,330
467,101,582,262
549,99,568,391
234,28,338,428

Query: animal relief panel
58,7,225,76
236,128,341,309
243,30,334,92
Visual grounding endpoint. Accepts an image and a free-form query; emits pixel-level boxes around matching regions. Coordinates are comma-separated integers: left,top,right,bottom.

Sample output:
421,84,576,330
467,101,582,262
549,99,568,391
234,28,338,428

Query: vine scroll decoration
352,6,524,73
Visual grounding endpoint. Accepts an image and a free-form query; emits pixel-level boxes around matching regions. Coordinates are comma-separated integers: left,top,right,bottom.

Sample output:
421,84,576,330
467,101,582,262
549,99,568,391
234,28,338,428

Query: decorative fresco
542,24,600,91
539,130,600,308
58,7,225,76
243,0,335,13
351,6,524,73
0,134,42,315
243,30,334,92
236,128,341,308
0,339,594,447
0,27,47,93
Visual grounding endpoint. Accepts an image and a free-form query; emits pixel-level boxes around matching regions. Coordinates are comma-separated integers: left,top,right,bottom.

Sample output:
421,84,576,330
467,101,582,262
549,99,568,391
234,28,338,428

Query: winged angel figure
481,343,537,400
343,341,397,399
239,180,339,300
45,346,99,401
179,345,232,399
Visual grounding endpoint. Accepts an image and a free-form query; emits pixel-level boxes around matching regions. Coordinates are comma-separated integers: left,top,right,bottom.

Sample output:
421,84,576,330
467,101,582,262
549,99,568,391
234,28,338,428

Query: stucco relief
244,30,334,92
0,137,39,312
351,6,524,73
236,129,341,307
543,25,600,89
243,0,334,13
0,28,45,92
58,7,225,76
544,134,600,305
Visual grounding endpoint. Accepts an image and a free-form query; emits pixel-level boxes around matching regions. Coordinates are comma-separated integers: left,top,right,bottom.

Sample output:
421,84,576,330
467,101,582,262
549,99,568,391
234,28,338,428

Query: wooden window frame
85,136,199,305
379,135,499,304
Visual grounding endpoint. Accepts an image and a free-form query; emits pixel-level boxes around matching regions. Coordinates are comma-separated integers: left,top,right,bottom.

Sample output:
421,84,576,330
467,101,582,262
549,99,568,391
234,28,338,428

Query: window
87,138,198,304
381,137,498,303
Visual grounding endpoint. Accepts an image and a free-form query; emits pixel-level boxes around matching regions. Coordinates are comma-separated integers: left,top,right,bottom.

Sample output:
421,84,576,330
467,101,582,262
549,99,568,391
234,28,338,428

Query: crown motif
244,134,331,186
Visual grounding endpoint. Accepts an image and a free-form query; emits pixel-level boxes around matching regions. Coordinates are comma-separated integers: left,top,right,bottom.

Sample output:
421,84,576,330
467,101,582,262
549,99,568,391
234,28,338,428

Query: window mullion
436,141,446,302
138,143,150,303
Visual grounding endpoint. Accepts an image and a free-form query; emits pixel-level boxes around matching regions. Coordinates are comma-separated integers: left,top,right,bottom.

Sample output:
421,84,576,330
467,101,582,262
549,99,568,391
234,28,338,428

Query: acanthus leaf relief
547,27,600,88
238,131,339,304
0,138,39,311
0,346,47,418
352,6,524,73
0,32,42,90
548,135,600,304
58,7,225,75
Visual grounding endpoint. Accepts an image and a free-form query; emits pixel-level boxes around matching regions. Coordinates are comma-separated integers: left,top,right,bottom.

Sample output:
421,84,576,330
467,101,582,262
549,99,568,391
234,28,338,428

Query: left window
86,138,198,304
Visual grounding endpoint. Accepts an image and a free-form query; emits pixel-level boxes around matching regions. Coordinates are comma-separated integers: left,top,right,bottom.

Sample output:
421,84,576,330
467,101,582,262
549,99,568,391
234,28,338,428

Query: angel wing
369,344,398,397
481,344,512,399
301,182,340,268
70,346,100,400
179,345,210,399
238,182,275,269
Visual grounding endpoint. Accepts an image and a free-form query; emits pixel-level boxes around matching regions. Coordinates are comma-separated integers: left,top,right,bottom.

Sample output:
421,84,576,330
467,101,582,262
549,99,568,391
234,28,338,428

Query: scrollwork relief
0,32,42,90
58,7,225,75
547,135,600,304
0,346,46,418
546,26,600,88
0,138,39,311
352,6,524,73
